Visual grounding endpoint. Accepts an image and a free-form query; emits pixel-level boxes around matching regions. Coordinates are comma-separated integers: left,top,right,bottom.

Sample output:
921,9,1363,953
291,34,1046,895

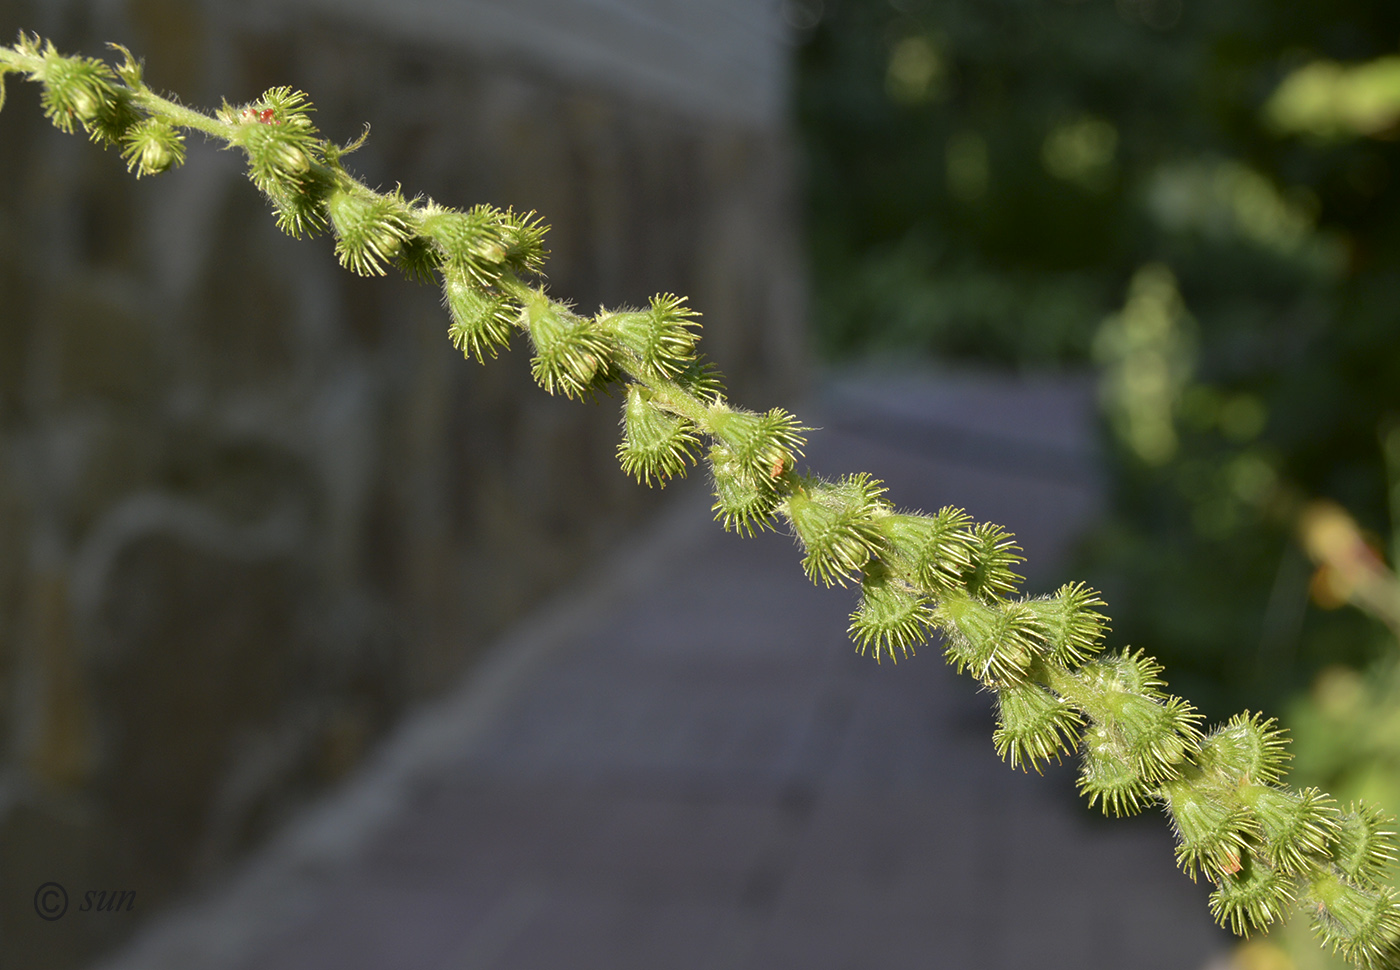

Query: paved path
95,368,1229,970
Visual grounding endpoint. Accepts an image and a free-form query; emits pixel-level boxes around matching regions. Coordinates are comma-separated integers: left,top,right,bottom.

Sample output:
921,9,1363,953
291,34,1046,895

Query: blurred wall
0,0,807,964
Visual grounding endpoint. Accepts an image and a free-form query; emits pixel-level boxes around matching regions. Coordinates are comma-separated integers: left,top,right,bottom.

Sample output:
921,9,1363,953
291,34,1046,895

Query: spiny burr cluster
4,34,1399,967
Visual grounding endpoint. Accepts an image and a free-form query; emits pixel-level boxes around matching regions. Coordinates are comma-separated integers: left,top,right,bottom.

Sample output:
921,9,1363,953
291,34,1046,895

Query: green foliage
1267,58,1400,139
796,0,1400,732
4,34,1400,968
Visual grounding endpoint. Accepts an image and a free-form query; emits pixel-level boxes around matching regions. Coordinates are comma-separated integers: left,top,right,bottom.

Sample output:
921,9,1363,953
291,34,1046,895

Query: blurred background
3,0,1400,968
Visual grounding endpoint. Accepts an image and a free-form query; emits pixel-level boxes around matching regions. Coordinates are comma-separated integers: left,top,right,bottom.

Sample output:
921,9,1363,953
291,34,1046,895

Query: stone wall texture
0,2,806,965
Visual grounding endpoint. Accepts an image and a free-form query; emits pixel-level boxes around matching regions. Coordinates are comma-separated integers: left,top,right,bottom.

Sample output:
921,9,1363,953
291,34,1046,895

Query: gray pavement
94,367,1229,970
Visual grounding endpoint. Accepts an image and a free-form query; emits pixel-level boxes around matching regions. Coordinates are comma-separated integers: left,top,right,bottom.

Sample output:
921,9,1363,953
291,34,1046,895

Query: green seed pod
266,167,333,238
1074,652,1201,784
617,384,700,486
1161,771,1253,878
395,235,441,283
848,561,932,663
674,357,726,406
327,187,412,277
444,266,514,362
959,522,1024,600
603,293,700,380
993,679,1082,771
496,208,549,274
935,593,1043,685
1078,723,1159,816
880,507,974,594
120,117,185,177
1117,693,1198,781
1208,852,1295,936
523,291,616,398
1249,786,1337,875
785,474,888,587
1307,874,1400,969
37,48,139,145
709,443,779,535
1080,647,1168,699
420,205,507,285
1195,712,1291,786
242,119,313,184
1023,582,1109,667
39,50,114,132
1331,803,1399,888
707,407,806,483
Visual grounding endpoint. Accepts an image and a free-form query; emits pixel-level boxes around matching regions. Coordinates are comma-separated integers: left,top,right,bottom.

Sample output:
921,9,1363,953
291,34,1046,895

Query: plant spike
4,36,1399,968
